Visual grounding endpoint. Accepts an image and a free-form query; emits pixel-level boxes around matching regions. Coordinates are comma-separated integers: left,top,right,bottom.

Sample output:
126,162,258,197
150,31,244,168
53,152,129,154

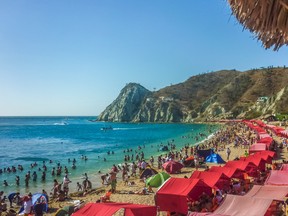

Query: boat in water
101,126,113,131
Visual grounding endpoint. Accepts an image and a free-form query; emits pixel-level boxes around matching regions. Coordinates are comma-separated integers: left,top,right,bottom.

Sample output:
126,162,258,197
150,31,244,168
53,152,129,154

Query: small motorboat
101,126,113,131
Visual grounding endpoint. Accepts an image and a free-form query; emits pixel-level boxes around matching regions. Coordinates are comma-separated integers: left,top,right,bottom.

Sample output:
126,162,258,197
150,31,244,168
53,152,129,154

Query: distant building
146,98,155,102
159,96,174,102
257,96,269,103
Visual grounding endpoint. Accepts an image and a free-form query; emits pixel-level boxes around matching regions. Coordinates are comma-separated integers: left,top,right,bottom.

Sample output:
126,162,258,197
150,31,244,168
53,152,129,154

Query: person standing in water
32,171,37,181
63,174,71,197
15,176,20,186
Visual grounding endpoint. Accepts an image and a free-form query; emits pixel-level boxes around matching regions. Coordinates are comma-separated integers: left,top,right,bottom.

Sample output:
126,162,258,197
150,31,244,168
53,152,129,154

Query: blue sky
1,1,287,116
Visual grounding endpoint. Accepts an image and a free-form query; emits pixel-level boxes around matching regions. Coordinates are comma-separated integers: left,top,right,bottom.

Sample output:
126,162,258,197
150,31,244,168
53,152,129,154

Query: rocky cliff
97,67,288,122
97,83,151,122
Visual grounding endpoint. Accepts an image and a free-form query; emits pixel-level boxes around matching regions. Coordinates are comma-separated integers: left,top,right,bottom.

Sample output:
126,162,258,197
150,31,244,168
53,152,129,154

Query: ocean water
0,116,219,195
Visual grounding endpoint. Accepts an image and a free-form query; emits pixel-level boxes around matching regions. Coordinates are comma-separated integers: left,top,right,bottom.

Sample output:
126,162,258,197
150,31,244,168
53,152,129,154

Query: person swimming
15,176,20,186
72,163,76,169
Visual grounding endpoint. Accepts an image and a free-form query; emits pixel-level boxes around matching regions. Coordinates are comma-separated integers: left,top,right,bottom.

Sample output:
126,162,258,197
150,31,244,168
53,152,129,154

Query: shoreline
67,123,221,195
46,122,238,215
6,119,287,215
0,122,220,197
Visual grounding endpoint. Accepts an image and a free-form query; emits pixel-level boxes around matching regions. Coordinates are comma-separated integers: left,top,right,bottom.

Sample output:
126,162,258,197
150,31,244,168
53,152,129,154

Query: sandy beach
2,121,288,216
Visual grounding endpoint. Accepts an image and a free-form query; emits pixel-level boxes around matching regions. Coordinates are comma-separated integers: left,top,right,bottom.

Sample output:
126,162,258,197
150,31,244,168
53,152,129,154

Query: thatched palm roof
228,0,288,51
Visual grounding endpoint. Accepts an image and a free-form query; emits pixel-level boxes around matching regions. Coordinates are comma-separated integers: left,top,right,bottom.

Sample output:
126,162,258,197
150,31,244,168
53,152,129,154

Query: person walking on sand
244,150,249,157
109,171,117,193
52,179,59,197
226,147,231,160
23,193,33,216
8,192,20,207
76,182,82,191
101,174,109,184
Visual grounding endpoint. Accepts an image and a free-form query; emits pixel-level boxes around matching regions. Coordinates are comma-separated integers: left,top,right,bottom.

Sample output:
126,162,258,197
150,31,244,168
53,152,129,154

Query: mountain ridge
97,67,288,122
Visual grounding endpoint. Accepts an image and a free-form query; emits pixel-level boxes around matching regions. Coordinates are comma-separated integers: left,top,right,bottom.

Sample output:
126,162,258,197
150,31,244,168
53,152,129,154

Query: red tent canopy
254,127,266,134
249,143,267,154
243,121,266,133
72,202,157,216
279,130,288,138
273,126,285,135
208,166,244,179
185,156,194,161
246,184,288,200
265,124,276,130
265,124,285,135
188,212,226,216
156,178,212,214
225,160,258,177
257,150,275,157
214,194,273,216
258,133,271,139
264,170,288,186
253,150,275,164
190,170,230,189
162,160,184,174
257,137,273,149
240,154,266,171
280,164,288,171
251,119,266,127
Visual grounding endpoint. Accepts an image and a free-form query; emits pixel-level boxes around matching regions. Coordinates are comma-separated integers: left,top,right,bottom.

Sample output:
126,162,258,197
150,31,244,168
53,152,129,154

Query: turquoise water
0,116,219,195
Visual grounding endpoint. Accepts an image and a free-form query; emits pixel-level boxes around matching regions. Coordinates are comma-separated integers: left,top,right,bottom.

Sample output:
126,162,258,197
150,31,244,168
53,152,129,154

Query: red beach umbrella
185,156,194,161
162,160,184,174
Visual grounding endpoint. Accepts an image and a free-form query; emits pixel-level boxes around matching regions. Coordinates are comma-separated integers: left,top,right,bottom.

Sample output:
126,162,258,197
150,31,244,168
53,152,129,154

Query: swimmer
51,168,55,176
32,171,37,181
64,166,68,174
41,172,46,181
72,163,76,169
15,176,20,186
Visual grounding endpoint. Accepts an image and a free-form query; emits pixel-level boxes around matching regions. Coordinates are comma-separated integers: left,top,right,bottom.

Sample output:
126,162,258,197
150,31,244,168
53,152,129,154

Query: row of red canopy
72,119,285,216
70,158,288,216
156,150,275,214
211,162,288,216
250,119,288,139
243,120,274,153
72,202,157,216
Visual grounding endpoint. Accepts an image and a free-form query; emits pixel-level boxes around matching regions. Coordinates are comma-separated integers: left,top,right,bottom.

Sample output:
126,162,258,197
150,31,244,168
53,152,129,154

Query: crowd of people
5,122,281,215
89,121,288,215
0,191,48,216
0,158,81,188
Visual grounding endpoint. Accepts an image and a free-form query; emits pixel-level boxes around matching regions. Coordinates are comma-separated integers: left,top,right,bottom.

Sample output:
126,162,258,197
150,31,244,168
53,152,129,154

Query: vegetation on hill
98,67,288,122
